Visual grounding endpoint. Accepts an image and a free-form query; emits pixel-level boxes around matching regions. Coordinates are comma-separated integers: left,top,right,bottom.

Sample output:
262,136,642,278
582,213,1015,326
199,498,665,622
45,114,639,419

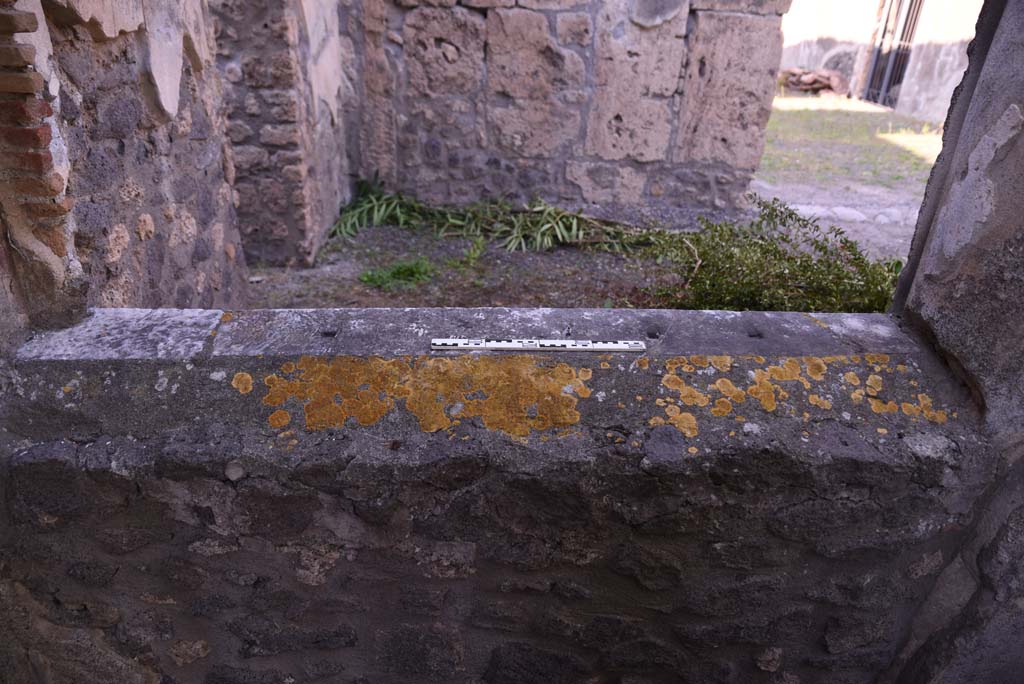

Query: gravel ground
246,225,682,309
755,94,943,260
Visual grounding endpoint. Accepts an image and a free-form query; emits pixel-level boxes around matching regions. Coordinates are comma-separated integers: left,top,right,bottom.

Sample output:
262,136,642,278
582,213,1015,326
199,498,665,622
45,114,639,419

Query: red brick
11,171,64,196
0,69,43,94
31,225,67,258
0,123,51,148
0,43,34,67
0,149,52,172
0,97,52,125
0,10,39,34
20,195,74,218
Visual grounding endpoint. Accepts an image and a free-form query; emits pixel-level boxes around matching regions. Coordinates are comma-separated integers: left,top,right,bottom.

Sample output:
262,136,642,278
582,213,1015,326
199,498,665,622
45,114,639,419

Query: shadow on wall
779,39,973,124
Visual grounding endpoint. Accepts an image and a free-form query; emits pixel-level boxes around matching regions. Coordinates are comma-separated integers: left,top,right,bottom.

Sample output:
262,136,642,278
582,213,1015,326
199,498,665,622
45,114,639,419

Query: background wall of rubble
352,0,790,223
211,0,355,266
0,0,247,337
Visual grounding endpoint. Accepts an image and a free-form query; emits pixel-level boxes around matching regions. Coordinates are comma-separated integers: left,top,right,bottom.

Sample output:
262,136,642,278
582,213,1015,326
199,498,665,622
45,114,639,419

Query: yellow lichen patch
747,371,778,412
268,410,291,429
662,373,710,407
655,398,667,407
868,397,899,414
600,362,611,369
713,378,746,404
281,362,296,374
258,355,592,437
851,389,865,403
220,312,234,323
877,428,889,435
664,405,699,437
901,402,921,417
917,394,948,424
808,394,833,410
688,446,699,455
865,354,890,365
896,364,908,373
711,398,733,417
637,357,649,370
843,372,861,386
578,368,593,381
866,374,884,396
767,358,811,389
708,355,733,372
649,416,666,426
803,357,827,381
803,313,831,329
689,355,709,368
821,355,848,365
232,372,254,395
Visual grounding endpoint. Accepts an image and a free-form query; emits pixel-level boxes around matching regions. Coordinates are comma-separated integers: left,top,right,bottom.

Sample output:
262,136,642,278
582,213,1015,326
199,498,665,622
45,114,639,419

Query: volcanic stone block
675,10,783,170
405,7,485,97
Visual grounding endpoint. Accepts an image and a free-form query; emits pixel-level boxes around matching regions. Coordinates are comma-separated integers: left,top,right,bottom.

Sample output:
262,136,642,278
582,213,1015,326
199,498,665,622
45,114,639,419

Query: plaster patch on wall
926,104,1024,265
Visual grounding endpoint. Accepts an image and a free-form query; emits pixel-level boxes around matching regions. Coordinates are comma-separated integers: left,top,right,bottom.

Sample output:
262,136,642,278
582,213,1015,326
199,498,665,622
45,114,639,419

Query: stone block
377,624,464,678
0,96,51,125
486,9,585,101
675,11,782,170
584,97,673,162
11,171,64,197
259,124,300,147
21,196,74,218
0,9,38,33
232,145,270,173
0,69,44,94
630,0,689,28
488,99,581,158
0,43,35,67
0,149,51,171
690,0,793,14
556,12,592,47
517,0,589,9
484,642,592,683
405,8,485,97
567,161,646,203
0,123,52,148
462,0,514,7
593,0,688,97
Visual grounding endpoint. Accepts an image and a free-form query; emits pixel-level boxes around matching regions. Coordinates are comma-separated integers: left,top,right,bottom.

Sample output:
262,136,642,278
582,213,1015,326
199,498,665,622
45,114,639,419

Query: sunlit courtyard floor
755,93,944,259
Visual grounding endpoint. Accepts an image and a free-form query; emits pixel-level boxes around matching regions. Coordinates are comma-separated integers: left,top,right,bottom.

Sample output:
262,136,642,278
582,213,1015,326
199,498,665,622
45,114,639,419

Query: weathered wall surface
0,307,1002,683
894,0,983,124
351,0,789,224
211,0,353,266
891,0,1024,680
0,0,247,327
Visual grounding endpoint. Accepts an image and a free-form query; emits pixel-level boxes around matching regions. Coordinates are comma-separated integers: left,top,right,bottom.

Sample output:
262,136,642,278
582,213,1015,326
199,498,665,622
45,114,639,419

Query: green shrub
334,183,901,312
632,199,902,313
358,257,435,291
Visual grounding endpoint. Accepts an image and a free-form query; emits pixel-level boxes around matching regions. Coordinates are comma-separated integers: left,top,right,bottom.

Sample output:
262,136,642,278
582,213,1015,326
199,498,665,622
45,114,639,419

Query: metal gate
863,0,926,107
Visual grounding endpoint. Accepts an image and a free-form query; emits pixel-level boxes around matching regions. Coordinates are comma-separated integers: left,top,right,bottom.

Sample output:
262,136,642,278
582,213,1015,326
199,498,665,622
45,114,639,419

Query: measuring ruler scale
430,338,647,352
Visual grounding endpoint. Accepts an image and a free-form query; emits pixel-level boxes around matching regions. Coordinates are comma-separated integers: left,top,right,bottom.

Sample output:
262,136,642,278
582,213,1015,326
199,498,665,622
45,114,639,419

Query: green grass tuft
358,257,436,291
